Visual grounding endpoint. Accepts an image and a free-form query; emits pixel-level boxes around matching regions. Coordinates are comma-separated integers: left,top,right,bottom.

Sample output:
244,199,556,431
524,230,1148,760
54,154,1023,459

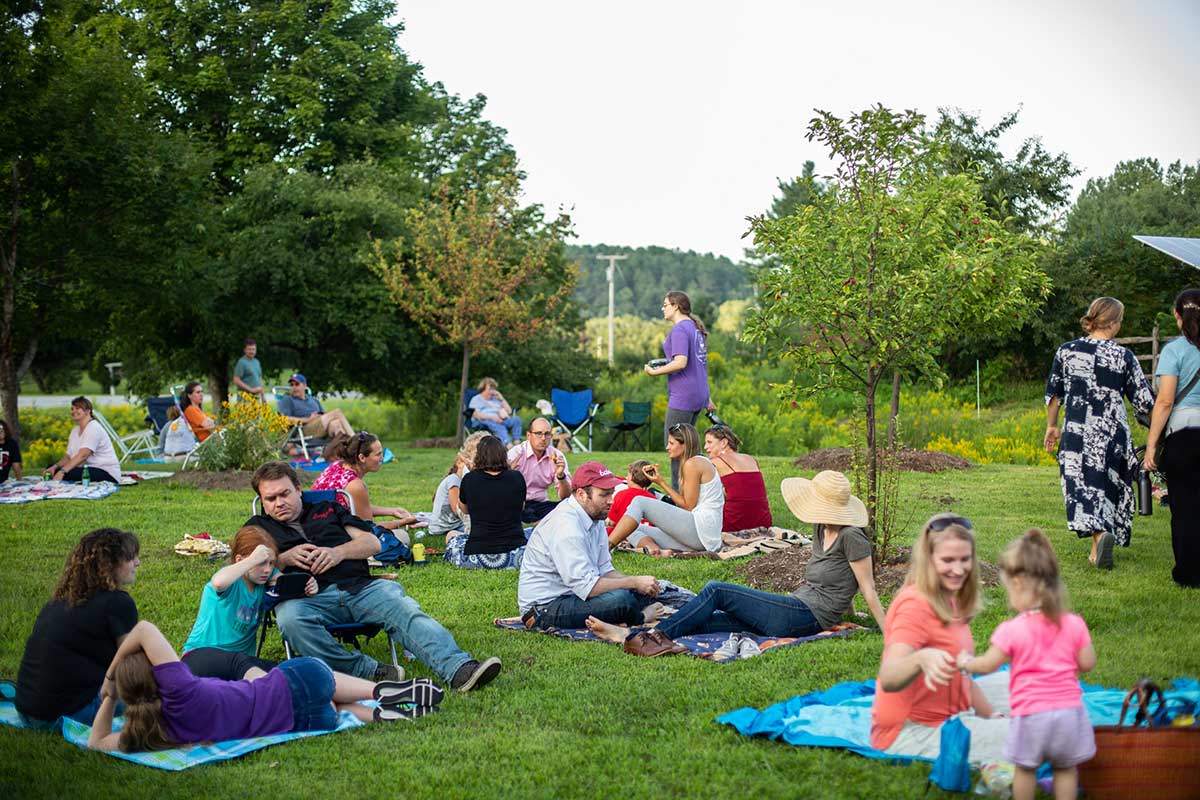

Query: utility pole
597,254,628,366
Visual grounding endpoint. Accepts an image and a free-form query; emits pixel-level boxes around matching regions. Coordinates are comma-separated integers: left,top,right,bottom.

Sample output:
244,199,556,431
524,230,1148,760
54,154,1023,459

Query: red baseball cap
572,461,622,490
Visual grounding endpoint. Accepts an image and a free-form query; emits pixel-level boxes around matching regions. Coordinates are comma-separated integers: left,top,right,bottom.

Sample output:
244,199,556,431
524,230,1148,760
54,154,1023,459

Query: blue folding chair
251,489,401,671
462,388,487,435
145,396,178,435
551,388,604,453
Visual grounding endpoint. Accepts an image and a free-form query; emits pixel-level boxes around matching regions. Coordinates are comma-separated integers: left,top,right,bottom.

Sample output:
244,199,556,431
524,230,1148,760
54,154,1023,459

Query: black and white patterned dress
1045,338,1154,545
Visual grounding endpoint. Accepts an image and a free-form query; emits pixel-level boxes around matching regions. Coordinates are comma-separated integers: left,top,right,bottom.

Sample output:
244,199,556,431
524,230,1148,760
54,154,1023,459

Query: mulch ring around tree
736,543,1000,596
168,470,257,492
792,447,972,473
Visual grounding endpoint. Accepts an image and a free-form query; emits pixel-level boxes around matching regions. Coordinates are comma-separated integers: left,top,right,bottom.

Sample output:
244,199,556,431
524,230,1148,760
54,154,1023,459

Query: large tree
745,106,1049,542
0,1,204,434
373,171,576,443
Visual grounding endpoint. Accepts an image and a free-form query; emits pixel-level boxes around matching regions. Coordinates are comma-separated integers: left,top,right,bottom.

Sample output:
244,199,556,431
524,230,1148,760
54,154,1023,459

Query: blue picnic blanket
0,479,119,504
716,676,1200,762
0,700,363,770
494,617,862,662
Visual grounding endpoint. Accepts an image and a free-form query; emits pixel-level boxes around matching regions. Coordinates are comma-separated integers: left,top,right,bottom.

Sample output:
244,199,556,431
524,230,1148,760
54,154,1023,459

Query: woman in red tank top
704,425,772,532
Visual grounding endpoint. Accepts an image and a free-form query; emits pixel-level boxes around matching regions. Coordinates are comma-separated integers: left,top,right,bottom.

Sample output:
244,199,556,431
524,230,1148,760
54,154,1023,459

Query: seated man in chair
277,373,354,440
246,461,501,692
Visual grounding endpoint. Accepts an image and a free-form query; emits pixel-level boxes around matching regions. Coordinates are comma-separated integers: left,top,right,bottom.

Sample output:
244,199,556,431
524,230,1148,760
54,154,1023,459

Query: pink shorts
1004,706,1096,769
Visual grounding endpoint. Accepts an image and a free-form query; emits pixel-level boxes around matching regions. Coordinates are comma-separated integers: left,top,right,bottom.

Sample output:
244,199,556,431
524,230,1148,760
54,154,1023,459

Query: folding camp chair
550,388,603,453
601,401,652,451
273,386,327,460
251,489,401,671
462,388,487,435
92,408,158,465
144,396,177,435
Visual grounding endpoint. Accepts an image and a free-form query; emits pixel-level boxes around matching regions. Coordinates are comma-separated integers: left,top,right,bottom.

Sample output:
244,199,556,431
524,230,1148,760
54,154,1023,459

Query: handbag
1139,368,1200,471
1077,679,1200,800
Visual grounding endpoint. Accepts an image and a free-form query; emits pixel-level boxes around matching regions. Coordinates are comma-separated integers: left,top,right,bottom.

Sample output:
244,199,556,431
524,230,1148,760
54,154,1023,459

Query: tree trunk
864,367,879,534
456,341,471,445
0,160,21,438
209,365,230,419
887,369,901,449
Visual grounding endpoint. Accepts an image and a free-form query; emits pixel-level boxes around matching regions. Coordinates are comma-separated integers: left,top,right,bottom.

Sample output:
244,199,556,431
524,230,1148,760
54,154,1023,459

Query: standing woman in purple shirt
87,620,444,751
645,291,713,489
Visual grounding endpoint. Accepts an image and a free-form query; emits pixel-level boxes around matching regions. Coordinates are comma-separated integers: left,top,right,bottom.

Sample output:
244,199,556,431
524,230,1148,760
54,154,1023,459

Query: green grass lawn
1,449,1196,799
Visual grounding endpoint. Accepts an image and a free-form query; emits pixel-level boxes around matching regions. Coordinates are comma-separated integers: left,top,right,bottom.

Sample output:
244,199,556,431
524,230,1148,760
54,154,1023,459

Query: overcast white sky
397,0,1200,261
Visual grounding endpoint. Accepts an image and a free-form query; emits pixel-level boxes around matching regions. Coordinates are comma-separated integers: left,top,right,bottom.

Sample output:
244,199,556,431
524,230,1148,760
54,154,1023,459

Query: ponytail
114,653,174,752
998,528,1066,624
1174,289,1200,348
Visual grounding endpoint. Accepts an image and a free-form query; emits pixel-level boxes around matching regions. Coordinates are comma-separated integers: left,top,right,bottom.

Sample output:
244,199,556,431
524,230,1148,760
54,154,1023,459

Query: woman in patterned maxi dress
1044,297,1154,569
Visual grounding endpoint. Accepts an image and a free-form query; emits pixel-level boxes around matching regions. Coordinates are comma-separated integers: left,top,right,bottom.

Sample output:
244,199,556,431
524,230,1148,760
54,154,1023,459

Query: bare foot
637,543,663,556
653,549,676,559
642,602,666,623
585,615,632,644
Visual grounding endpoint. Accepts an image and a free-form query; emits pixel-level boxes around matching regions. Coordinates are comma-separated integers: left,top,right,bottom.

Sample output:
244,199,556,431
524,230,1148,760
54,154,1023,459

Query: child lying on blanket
180,526,312,681
88,620,444,753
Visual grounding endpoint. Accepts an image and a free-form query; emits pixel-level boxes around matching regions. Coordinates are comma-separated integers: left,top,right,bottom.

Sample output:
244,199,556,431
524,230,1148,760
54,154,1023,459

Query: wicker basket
1078,681,1200,800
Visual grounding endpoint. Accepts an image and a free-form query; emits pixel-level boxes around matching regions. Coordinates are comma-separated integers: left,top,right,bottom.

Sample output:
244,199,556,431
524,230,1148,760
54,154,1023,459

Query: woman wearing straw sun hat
585,470,886,650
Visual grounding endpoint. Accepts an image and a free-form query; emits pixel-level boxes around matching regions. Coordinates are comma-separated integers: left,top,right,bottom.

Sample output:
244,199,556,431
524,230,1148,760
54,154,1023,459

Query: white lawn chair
92,409,158,465
273,386,327,460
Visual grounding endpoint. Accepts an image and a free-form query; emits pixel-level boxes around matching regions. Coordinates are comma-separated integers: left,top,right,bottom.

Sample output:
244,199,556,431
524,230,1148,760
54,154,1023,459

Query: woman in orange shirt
179,381,216,443
871,513,1009,764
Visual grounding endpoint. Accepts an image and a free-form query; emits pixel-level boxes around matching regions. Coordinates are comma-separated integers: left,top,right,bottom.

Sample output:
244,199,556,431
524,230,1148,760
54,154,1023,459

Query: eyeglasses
927,515,973,533
529,431,552,438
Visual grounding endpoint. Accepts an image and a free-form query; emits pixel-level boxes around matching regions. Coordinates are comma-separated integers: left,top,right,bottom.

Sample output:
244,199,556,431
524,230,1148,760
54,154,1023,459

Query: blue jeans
274,580,472,682
655,581,822,639
17,693,125,730
277,657,338,732
477,416,522,445
534,589,655,630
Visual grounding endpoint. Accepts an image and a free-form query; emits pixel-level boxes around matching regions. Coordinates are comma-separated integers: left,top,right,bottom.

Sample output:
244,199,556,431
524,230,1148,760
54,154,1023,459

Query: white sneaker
738,637,763,658
714,634,743,659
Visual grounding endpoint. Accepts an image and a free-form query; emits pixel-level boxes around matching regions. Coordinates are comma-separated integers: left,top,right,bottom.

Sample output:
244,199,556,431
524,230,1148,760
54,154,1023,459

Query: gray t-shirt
791,525,872,630
428,472,464,536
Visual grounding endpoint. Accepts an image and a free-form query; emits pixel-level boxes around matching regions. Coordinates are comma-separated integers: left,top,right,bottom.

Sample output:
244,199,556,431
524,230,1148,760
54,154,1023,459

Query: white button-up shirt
517,496,611,613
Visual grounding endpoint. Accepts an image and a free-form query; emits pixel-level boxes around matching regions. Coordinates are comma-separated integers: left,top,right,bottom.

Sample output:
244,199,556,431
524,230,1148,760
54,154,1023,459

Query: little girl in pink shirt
958,529,1097,800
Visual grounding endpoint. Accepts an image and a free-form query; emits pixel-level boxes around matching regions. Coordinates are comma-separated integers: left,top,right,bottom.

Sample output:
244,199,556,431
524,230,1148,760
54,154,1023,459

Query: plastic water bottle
81,465,90,488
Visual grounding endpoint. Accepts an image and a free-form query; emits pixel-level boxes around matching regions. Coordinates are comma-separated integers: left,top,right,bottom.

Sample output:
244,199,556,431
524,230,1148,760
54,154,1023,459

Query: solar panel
1133,235,1200,269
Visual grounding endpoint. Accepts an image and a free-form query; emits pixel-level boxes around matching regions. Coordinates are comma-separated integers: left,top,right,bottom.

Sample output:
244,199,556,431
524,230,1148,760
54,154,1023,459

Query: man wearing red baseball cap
517,461,665,630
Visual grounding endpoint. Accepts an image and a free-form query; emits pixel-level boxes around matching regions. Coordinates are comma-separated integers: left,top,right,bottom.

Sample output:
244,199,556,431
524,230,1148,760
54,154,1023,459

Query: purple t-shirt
152,661,294,743
663,318,710,411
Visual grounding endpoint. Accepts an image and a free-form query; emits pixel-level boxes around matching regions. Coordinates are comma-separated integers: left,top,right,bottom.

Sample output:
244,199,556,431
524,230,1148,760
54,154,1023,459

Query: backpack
373,526,413,566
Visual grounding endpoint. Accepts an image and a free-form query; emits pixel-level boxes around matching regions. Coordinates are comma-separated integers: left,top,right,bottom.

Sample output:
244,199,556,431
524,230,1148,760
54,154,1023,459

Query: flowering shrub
197,393,292,472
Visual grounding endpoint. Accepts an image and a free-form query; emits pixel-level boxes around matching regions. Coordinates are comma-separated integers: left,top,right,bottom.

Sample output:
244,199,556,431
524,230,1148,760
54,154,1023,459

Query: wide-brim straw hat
781,470,868,527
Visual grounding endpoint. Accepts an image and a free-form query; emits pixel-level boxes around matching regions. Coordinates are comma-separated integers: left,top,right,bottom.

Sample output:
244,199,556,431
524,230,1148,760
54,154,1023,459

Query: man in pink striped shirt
507,418,571,523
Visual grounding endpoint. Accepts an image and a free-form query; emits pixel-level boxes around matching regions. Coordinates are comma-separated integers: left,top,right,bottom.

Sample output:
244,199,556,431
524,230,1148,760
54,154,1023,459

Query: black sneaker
450,657,502,693
373,664,405,682
373,704,438,722
374,678,445,708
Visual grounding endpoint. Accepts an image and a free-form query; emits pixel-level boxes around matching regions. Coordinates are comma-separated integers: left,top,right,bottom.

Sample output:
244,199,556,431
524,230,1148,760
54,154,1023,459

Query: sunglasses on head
357,431,373,441
669,423,686,433
927,515,973,533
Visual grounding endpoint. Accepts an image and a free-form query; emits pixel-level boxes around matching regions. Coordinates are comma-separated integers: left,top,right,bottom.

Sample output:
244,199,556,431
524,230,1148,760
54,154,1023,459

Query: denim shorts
277,657,338,732
1004,706,1096,768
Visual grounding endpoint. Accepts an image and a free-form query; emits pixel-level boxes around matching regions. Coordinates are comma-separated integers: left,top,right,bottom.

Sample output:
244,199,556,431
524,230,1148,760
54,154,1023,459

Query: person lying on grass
586,471,886,649
87,620,446,752
179,525,315,681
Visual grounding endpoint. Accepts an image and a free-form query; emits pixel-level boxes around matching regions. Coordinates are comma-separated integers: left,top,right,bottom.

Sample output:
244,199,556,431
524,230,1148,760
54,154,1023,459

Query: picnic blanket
0,699,363,771
615,527,810,560
118,470,175,485
716,675,1200,763
0,479,119,504
494,617,862,662
173,533,232,558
